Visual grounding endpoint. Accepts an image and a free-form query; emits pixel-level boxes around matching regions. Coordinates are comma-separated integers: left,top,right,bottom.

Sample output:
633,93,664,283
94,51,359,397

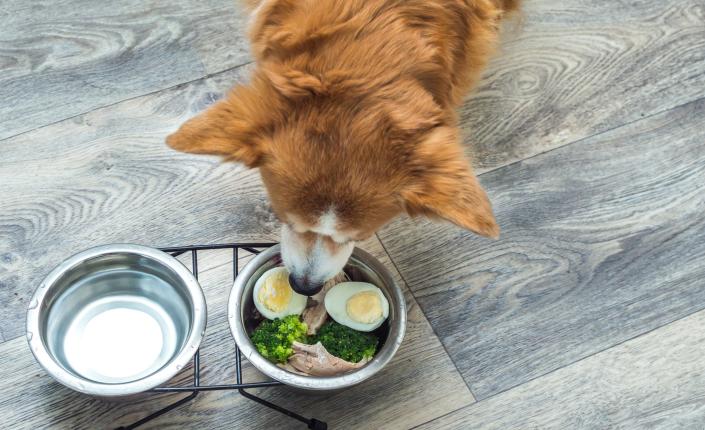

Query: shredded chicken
302,272,348,335
288,341,370,376
276,362,309,376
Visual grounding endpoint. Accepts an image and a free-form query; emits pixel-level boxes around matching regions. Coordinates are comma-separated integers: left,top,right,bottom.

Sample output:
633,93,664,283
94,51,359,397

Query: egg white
324,282,389,332
253,267,307,320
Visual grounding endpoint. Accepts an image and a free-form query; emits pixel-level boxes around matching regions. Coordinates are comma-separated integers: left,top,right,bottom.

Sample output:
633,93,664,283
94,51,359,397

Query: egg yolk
258,270,292,313
346,291,383,324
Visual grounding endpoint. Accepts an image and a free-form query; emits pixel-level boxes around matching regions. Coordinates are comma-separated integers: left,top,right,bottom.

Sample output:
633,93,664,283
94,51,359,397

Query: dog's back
247,0,519,110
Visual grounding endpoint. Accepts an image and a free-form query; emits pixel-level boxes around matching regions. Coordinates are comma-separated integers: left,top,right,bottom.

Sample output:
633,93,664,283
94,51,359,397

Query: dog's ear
166,85,268,167
400,127,499,238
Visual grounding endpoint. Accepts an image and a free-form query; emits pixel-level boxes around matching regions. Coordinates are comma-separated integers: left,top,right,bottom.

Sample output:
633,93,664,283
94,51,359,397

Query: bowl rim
26,243,207,397
228,244,407,391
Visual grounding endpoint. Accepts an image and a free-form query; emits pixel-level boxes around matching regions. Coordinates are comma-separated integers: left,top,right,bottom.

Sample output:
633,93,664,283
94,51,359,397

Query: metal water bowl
26,244,207,398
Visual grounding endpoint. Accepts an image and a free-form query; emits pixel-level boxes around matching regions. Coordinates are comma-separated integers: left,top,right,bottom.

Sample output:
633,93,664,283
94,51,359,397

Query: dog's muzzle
288,273,324,296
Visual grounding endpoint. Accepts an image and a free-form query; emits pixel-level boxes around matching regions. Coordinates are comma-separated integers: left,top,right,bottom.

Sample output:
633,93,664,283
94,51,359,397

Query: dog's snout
288,273,324,296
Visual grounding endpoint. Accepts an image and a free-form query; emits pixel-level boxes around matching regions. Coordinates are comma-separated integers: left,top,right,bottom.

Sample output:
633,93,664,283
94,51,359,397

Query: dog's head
167,69,498,295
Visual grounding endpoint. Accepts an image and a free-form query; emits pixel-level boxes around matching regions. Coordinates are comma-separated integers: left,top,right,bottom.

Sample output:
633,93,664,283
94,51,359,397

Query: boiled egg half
324,282,389,332
253,267,307,320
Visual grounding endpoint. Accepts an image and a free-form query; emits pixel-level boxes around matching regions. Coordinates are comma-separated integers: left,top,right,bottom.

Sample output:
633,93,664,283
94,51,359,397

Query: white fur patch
315,209,338,236
308,208,352,244
280,224,354,287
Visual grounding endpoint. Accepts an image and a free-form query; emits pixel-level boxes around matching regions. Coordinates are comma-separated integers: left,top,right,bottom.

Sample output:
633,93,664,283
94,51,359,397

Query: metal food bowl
26,244,207,398
228,244,407,392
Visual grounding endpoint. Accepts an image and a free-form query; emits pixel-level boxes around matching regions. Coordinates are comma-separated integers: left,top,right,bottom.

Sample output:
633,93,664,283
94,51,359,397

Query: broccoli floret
315,321,378,363
251,315,309,363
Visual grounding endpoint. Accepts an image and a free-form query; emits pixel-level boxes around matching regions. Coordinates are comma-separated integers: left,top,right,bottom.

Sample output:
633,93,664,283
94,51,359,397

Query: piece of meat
302,271,348,335
276,362,309,376
288,341,369,376
302,304,328,336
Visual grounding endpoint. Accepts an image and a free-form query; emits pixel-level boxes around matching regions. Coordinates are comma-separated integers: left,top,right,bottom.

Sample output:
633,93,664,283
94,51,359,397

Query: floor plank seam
409,403,467,430
0,60,254,144
474,304,705,403
375,232,479,402
473,93,705,180
408,304,705,429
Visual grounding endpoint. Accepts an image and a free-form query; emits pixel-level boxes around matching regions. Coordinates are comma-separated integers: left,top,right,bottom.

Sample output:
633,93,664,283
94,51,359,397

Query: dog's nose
288,274,324,296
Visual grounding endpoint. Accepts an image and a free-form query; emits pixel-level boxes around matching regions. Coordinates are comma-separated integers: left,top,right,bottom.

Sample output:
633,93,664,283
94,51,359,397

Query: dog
167,0,519,296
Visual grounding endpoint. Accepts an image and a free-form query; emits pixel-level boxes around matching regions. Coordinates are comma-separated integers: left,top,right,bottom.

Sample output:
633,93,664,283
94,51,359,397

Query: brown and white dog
167,0,519,295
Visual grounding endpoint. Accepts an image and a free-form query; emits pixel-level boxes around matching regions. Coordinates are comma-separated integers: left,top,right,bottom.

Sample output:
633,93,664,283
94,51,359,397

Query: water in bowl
46,270,187,384
63,302,172,383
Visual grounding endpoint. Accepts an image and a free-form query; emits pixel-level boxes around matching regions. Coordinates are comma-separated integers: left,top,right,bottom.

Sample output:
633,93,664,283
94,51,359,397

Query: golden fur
168,0,519,256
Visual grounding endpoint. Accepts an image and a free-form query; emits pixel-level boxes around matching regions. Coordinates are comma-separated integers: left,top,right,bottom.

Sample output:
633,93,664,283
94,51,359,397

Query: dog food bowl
228,244,406,392
26,244,207,398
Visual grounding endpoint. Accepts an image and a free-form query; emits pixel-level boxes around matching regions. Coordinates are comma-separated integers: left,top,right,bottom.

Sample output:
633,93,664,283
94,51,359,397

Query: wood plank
378,97,705,399
0,237,475,430
460,0,705,173
0,65,265,341
417,309,705,429
0,0,251,140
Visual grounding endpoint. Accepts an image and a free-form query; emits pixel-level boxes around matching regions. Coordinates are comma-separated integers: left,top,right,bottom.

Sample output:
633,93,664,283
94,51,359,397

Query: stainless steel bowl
26,244,207,397
228,245,406,391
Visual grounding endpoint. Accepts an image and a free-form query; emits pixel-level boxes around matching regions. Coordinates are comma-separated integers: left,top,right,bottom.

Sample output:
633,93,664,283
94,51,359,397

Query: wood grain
0,0,251,140
460,0,705,173
378,97,705,399
0,237,475,430
0,64,278,341
3,0,705,426
416,309,705,429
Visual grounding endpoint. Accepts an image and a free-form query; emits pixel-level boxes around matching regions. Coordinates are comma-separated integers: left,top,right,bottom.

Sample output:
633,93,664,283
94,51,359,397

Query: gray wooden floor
1,0,704,428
